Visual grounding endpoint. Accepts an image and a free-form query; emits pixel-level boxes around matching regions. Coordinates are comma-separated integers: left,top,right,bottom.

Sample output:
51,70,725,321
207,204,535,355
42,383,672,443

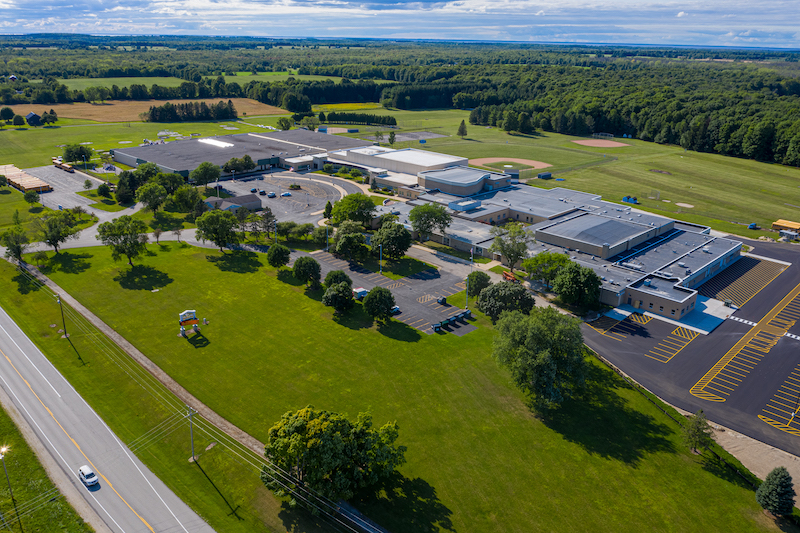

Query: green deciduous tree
36,211,80,254
171,184,202,212
83,179,92,190
136,182,168,213
96,215,149,266
457,119,468,138
336,232,368,262
115,180,134,205
262,406,406,501
756,467,796,516
256,207,276,240
63,144,93,164
552,262,602,309
0,175,7,187
189,161,221,189
363,286,396,321
489,222,533,272
332,220,363,248
311,226,329,247
371,223,412,261
23,190,39,206
1,226,29,263
266,243,291,269
494,307,587,409
0,107,13,121
12,115,25,126
276,221,297,241
477,281,535,322
408,203,452,241
388,131,396,146
155,172,185,195
292,256,321,287
97,183,111,198
682,410,715,453
330,193,375,226
522,252,572,287
322,281,355,314
300,116,320,131
195,209,240,252
323,200,333,219
466,271,492,298
276,117,292,131
325,269,352,289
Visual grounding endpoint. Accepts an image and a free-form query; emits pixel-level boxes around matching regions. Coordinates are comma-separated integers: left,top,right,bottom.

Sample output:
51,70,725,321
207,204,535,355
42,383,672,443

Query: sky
1,0,799,48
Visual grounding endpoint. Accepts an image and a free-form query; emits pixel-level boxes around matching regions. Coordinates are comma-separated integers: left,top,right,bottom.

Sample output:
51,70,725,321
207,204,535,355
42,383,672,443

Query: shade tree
96,215,149,266
195,210,240,252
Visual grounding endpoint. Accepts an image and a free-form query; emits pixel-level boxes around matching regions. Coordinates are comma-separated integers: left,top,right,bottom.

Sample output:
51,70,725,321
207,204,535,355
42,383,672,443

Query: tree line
324,111,396,126
143,100,237,122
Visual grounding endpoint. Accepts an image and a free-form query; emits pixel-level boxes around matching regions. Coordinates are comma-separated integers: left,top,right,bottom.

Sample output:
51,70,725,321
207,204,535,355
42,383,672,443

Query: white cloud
676,11,687,17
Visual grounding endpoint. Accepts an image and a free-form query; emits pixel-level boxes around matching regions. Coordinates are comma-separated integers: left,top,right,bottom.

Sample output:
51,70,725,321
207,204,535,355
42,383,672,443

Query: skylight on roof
198,138,234,148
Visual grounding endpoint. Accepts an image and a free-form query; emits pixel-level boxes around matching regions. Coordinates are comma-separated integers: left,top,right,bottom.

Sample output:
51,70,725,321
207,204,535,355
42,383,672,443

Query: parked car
78,465,98,486
281,192,292,197
390,305,401,315
250,188,257,193
267,192,277,198
259,190,267,196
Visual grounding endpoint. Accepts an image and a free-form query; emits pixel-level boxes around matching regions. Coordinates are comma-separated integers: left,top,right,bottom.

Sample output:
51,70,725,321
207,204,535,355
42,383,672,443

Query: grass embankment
34,243,788,533
0,401,92,531
489,264,526,281
0,257,325,533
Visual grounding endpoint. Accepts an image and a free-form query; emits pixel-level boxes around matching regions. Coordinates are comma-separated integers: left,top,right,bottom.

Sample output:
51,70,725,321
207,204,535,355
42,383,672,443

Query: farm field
3,98,285,122
36,243,788,533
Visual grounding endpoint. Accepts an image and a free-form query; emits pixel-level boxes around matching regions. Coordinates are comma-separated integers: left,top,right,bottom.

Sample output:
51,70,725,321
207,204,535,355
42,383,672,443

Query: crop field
53,76,186,90
34,243,787,533
3,98,285,122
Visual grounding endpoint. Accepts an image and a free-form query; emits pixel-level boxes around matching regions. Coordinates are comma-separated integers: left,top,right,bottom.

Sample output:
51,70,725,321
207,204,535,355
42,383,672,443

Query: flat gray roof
420,166,507,186
630,276,695,303
114,130,369,173
538,213,651,248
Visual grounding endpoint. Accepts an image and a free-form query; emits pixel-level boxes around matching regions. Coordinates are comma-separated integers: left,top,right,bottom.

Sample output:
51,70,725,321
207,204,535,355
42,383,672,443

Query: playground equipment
179,310,201,337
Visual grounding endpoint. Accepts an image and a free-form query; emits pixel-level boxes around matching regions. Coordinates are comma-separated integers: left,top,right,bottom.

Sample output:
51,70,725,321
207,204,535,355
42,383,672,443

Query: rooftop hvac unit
644,279,651,286
609,279,615,285
678,262,686,267
703,246,711,253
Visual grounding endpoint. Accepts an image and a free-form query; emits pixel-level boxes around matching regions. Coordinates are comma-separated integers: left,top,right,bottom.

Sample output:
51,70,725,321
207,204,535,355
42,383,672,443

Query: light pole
325,225,329,252
82,154,86,170
56,295,68,338
0,446,22,532
379,244,383,275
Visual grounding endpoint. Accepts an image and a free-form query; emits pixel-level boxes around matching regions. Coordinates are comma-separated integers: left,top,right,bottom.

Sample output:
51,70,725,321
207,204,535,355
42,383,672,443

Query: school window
648,303,653,309
443,237,450,245
671,309,676,316
659,306,664,312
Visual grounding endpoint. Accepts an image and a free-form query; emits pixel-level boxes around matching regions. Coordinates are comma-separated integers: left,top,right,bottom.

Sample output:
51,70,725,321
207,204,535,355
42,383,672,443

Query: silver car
78,465,98,486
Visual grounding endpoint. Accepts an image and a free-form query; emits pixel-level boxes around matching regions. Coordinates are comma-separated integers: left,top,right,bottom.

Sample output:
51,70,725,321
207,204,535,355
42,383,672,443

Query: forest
1,35,799,165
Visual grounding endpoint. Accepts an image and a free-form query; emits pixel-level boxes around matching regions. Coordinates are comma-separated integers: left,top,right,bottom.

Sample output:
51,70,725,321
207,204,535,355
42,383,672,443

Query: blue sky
1,0,799,48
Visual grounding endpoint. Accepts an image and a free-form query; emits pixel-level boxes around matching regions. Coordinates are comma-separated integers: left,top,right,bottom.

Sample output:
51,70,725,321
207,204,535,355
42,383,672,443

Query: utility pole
186,406,196,462
0,447,22,532
57,295,68,338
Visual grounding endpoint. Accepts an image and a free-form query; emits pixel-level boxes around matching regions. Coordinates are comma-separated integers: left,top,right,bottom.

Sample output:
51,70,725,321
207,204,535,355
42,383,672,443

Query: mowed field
36,243,789,533
4,98,285,122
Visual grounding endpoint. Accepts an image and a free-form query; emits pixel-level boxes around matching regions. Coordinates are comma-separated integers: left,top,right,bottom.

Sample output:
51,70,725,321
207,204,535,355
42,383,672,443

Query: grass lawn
76,189,128,212
489,264,527,281
419,240,492,264
34,243,791,533
0,188,96,236
360,255,434,280
0,402,92,532
132,207,196,231
54,76,186,90
0,257,324,533
484,161,535,171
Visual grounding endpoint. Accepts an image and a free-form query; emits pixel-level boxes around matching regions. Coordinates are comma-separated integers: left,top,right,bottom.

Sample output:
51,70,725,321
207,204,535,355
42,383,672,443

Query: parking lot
305,251,476,336
218,170,361,224
24,165,104,210
583,241,800,457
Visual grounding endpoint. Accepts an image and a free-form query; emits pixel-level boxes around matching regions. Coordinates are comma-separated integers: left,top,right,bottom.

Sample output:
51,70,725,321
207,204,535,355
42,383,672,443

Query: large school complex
113,129,742,318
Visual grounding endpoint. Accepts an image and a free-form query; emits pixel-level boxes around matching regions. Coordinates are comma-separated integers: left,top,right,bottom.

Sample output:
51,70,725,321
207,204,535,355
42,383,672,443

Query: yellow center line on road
691,281,800,402
1,349,155,532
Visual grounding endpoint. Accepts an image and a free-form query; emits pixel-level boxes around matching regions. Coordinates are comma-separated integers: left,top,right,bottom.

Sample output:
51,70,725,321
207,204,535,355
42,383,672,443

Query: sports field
34,243,786,533
3,98,285,122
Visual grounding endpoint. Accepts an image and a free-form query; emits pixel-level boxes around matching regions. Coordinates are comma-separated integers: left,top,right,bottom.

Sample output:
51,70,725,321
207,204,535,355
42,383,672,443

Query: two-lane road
0,304,215,532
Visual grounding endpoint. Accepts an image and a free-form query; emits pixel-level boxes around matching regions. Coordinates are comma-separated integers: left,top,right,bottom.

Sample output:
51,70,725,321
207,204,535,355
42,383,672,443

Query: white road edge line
0,370,127,533
0,304,191,532
0,317,61,398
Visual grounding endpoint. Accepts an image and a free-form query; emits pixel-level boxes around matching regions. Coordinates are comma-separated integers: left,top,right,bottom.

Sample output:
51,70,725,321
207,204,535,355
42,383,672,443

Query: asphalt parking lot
24,165,104,210
300,251,475,336
218,170,361,224
583,240,800,456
